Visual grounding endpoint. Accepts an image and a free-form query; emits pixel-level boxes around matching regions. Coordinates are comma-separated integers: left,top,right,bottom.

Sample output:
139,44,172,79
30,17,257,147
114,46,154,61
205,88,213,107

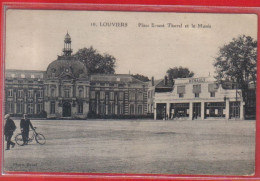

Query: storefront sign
189,78,206,83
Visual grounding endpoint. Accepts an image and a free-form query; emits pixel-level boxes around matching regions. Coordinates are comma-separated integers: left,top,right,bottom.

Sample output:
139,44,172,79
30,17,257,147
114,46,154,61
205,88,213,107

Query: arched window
51,88,55,97
79,89,83,98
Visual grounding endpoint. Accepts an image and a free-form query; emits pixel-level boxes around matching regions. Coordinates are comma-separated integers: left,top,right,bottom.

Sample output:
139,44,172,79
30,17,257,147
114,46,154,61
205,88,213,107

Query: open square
4,119,255,175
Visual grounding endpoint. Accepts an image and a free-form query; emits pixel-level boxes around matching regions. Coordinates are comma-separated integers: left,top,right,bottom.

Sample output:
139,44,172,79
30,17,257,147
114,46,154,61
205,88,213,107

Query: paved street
3,119,255,175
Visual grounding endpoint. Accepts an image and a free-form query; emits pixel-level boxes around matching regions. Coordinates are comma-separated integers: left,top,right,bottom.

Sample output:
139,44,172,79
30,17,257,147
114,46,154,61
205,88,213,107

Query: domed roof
46,32,88,80
46,57,88,80
65,32,71,39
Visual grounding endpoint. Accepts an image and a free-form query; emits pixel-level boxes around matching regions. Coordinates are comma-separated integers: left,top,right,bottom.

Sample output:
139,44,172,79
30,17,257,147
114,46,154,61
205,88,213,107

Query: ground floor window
130,104,135,115
17,101,23,113
28,103,34,114
171,103,189,118
205,102,225,118
78,102,83,114
137,105,143,114
50,101,55,114
7,102,13,113
118,103,124,115
37,103,43,113
99,103,105,115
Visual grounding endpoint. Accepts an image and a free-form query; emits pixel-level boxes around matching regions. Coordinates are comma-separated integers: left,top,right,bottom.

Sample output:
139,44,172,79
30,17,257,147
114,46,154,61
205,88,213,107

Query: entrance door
193,103,201,119
63,102,71,117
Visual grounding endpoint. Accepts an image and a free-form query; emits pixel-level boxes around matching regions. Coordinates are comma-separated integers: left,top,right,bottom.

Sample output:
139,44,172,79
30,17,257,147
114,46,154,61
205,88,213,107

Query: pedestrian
20,114,34,145
4,114,16,150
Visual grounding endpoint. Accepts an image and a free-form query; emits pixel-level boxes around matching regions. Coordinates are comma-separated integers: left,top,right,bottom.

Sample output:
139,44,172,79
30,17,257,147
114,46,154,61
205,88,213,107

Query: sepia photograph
3,9,257,175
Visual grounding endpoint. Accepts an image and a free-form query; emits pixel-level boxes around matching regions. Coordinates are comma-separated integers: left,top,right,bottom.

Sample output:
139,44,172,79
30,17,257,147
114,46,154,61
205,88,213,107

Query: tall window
138,105,143,114
8,89,13,97
37,103,43,113
109,92,114,100
118,92,124,100
86,87,89,98
79,89,83,98
64,89,70,98
100,91,105,99
137,93,143,101
18,90,23,98
38,90,43,98
28,103,34,114
119,103,124,115
90,91,95,99
28,90,34,98
78,102,83,114
17,101,23,113
110,103,115,114
129,92,135,101
51,88,55,97
130,104,135,115
50,102,55,114
7,102,13,113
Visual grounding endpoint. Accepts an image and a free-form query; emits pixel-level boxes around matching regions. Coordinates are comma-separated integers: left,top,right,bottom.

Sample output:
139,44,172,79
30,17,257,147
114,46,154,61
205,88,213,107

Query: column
115,105,118,115
225,99,230,120
240,101,244,120
166,102,170,120
154,103,157,120
14,91,17,114
34,92,37,114
201,102,205,120
189,102,193,120
24,103,27,114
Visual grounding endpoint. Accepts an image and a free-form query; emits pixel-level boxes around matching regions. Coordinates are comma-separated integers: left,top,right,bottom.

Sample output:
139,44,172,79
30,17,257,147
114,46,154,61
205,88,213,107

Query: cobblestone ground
3,119,255,176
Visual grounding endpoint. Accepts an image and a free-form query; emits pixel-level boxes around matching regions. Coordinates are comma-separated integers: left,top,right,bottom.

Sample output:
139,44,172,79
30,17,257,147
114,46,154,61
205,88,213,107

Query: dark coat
20,118,34,132
4,118,16,136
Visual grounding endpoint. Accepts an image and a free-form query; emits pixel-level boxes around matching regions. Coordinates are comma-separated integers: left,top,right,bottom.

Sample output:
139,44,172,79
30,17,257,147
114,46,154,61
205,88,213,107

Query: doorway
63,102,71,117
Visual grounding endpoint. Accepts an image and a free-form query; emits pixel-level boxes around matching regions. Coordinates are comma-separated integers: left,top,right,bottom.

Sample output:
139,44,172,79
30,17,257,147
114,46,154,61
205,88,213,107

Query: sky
5,10,258,79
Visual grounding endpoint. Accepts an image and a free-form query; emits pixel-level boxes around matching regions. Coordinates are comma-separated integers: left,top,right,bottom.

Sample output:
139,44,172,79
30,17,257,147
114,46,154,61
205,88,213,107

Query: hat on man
4,114,10,119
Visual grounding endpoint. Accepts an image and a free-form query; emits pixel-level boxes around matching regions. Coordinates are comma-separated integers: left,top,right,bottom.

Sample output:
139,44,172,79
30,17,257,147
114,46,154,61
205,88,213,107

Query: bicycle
15,127,46,146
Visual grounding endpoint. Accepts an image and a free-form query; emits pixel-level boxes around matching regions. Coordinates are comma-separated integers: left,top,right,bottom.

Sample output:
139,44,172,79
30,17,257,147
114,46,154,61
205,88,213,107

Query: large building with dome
4,33,255,120
5,33,149,119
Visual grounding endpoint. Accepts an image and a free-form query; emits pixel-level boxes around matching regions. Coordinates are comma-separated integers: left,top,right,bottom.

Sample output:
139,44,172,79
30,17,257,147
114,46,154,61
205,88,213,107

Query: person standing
20,114,34,145
4,114,16,150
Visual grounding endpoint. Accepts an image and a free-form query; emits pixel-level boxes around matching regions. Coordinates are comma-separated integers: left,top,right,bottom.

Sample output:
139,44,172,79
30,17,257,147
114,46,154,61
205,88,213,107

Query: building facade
5,33,148,119
154,76,245,120
4,33,255,120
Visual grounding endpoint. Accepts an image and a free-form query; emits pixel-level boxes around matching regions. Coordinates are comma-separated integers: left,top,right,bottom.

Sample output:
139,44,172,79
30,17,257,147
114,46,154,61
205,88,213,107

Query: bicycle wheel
35,133,46,145
15,133,24,146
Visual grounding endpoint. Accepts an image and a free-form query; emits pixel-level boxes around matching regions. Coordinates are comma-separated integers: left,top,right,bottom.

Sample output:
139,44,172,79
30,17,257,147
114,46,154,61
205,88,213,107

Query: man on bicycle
20,114,34,145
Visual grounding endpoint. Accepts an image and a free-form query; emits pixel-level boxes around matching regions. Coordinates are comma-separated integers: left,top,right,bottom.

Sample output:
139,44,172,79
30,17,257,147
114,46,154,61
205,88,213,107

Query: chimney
164,76,168,86
152,76,154,86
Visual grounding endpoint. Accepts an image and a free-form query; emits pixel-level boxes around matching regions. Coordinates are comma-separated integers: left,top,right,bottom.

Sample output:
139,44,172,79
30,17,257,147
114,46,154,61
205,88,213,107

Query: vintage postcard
3,9,257,176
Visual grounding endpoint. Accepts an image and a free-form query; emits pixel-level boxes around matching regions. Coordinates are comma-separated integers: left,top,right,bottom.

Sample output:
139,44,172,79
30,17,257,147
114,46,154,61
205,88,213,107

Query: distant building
5,33,148,119
153,76,246,120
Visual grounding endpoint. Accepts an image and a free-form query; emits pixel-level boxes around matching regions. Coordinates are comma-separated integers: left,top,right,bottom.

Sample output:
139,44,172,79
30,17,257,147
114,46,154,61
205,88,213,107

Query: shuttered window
208,83,218,92
177,86,185,94
193,84,201,93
